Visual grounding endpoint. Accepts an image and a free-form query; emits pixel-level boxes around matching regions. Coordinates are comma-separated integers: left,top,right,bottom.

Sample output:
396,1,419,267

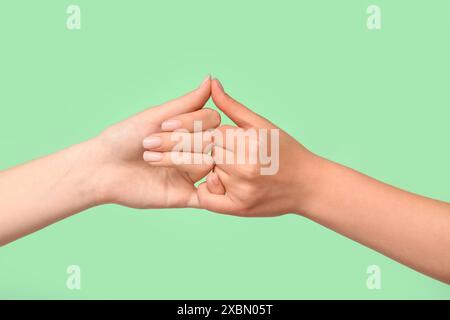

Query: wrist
290,153,333,216
69,137,112,207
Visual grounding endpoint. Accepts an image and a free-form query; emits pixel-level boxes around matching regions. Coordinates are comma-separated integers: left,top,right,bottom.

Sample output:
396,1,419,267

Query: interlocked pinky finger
206,170,226,195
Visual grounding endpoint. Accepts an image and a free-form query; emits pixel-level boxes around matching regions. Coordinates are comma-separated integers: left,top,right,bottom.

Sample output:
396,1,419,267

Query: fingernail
142,136,162,149
143,151,163,162
200,74,211,87
161,119,182,131
214,78,224,92
209,173,219,185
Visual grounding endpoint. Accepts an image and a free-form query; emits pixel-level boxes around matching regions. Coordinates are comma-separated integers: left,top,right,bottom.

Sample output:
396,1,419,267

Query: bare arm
301,157,450,284
0,77,218,246
193,78,450,284
0,141,100,245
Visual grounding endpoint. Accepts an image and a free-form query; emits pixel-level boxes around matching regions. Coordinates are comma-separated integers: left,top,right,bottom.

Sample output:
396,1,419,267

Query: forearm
299,156,450,284
0,139,103,246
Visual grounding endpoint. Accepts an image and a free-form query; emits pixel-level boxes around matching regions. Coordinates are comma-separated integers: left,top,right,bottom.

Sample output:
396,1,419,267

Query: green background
1,0,449,299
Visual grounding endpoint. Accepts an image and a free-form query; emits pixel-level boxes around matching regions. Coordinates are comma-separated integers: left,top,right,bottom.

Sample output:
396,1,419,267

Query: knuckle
240,183,257,196
239,164,260,180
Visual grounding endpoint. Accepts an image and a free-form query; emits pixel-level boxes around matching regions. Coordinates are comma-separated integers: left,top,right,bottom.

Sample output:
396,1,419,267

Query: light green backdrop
0,0,449,299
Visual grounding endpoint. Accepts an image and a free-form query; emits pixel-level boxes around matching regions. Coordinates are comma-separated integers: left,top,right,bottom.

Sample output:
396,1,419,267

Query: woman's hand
195,79,321,216
91,76,220,209
0,76,220,245
194,79,450,284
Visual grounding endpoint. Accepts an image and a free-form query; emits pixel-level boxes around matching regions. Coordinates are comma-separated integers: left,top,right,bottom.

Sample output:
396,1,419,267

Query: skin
1,77,449,285
0,76,218,246
153,79,450,284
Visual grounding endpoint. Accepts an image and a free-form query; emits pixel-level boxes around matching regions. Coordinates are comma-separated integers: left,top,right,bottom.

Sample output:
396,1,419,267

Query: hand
191,79,450,284
196,79,322,216
90,76,220,209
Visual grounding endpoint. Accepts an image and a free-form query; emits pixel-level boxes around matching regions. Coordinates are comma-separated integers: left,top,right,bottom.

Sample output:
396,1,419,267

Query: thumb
211,78,275,129
135,75,212,127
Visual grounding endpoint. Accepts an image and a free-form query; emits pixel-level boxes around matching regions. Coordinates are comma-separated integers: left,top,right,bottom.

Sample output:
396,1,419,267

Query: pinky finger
206,171,226,195
197,182,236,214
